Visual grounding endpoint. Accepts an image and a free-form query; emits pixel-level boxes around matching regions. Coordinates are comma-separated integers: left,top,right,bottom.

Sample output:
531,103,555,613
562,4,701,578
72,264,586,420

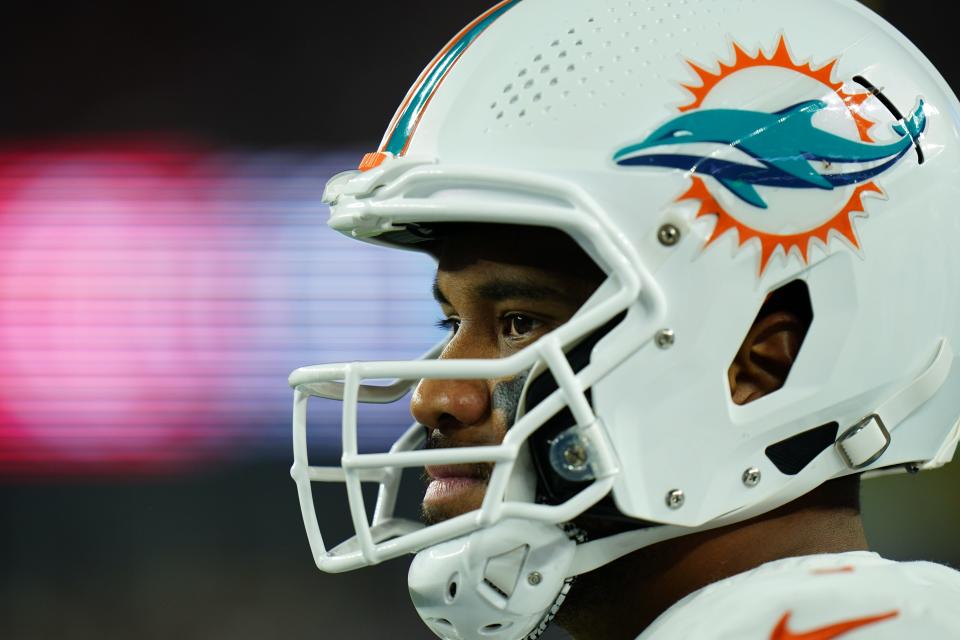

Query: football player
289,1,960,638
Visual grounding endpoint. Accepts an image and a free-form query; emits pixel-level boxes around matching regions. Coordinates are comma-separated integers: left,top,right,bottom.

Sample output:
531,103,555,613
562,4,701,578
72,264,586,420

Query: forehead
429,224,605,307
431,224,602,278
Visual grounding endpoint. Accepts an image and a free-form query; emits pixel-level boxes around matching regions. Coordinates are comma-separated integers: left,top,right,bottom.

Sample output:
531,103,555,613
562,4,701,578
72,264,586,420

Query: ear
728,310,807,405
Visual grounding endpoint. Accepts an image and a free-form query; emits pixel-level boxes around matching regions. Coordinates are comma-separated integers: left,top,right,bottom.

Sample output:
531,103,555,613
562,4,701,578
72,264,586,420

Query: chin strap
568,522,701,578
525,577,575,640
524,523,588,639
836,338,953,469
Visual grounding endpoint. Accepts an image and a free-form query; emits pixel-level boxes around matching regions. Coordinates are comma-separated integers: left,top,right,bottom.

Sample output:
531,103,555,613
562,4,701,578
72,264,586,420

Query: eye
502,313,542,340
435,317,461,334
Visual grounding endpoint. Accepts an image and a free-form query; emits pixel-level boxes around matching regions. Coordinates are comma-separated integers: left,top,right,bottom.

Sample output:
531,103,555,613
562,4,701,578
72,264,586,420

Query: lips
423,464,489,505
420,430,497,521
424,464,485,480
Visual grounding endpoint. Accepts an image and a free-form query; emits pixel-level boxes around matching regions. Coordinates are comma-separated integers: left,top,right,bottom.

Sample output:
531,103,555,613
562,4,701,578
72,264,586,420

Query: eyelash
434,318,460,332
434,314,543,338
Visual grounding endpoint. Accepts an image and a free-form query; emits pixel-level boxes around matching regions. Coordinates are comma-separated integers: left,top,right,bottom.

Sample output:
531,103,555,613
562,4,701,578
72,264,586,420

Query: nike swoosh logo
770,610,898,640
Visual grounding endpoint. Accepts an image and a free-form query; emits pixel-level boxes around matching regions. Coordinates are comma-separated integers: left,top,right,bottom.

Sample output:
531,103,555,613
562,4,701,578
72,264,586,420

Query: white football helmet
289,1,960,638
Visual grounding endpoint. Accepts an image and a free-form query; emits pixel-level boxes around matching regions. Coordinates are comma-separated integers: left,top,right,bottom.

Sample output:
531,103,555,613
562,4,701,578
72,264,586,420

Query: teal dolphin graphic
614,99,926,208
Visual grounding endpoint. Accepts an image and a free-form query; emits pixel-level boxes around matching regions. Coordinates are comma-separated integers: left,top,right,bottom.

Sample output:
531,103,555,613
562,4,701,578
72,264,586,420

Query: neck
555,483,868,640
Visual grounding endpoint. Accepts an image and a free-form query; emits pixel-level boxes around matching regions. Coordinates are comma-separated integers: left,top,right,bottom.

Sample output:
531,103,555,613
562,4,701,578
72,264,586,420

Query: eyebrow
432,275,567,306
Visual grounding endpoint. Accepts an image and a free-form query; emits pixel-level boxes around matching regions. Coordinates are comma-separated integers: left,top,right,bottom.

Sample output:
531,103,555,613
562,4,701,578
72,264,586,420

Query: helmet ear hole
728,279,814,405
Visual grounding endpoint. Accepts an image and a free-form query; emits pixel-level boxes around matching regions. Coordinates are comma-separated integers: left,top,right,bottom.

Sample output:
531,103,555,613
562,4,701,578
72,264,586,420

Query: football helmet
289,1,960,638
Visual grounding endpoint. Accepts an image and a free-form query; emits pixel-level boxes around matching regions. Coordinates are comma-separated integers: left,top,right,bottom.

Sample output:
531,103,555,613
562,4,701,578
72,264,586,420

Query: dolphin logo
614,99,926,208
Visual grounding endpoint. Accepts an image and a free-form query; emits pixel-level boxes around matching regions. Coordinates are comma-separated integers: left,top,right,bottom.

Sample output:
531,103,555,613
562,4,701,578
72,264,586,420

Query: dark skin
412,225,603,523
410,224,867,639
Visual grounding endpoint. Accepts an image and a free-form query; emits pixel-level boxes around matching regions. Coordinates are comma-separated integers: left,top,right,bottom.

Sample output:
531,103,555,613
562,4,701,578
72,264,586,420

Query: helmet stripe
381,0,522,157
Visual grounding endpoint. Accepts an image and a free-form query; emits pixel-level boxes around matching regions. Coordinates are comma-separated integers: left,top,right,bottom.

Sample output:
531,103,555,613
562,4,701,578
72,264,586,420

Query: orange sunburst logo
680,36,876,143
681,36,880,275
612,35,923,277
681,177,881,274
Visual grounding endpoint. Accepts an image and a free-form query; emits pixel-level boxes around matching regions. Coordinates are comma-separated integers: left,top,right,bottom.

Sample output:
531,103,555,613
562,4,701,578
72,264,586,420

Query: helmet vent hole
429,618,455,632
482,578,510,600
766,422,840,475
480,622,513,635
446,574,459,602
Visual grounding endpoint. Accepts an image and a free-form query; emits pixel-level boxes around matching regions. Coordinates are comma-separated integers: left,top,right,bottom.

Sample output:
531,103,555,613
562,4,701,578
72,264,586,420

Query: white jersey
638,551,960,639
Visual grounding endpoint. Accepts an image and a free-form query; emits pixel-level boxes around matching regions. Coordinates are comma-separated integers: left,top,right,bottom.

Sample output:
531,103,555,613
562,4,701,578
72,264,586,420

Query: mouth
422,464,491,513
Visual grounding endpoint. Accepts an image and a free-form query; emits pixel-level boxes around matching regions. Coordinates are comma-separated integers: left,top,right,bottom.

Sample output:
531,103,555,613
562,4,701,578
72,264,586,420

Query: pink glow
0,140,441,478
0,142,248,474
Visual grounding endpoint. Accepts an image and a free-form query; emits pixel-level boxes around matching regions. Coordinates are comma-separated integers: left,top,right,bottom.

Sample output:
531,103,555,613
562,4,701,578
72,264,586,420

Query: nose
410,377,490,431
410,331,493,432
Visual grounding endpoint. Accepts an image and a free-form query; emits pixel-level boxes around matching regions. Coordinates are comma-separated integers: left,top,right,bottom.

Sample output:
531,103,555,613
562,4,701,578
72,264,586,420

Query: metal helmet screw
527,571,543,586
563,442,589,470
742,467,762,487
550,430,597,482
666,489,685,509
655,329,675,349
657,223,681,246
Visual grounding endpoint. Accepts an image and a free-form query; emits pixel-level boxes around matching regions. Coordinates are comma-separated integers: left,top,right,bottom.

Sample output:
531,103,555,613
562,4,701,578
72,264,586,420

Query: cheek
490,372,530,431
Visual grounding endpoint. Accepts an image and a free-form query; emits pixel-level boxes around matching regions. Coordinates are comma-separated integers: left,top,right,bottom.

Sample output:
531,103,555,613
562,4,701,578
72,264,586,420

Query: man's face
410,225,603,524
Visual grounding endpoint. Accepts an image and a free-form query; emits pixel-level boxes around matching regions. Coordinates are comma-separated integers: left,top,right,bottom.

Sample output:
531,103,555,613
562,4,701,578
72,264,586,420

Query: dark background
1,2,957,639
2,1,951,149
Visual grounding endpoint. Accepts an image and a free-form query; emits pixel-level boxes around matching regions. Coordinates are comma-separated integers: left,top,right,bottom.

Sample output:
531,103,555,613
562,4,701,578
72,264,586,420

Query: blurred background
0,1,956,638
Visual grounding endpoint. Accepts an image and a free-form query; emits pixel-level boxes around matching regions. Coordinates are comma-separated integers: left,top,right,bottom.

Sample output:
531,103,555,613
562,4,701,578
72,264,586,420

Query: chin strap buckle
835,338,953,470
836,414,891,469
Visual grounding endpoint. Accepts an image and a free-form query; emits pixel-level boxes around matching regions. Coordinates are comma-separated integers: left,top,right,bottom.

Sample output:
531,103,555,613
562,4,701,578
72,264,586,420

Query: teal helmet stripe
383,0,522,156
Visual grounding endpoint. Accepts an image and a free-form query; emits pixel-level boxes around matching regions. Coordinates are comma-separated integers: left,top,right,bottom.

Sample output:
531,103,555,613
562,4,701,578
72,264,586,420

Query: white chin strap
836,338,953,469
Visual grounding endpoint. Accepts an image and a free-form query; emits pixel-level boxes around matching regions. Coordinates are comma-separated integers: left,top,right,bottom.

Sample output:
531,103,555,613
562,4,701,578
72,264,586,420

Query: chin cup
408,518,577,640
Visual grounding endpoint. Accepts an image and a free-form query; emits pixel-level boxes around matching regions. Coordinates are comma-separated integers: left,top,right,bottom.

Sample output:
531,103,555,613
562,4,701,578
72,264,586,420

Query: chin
421,483,487,525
